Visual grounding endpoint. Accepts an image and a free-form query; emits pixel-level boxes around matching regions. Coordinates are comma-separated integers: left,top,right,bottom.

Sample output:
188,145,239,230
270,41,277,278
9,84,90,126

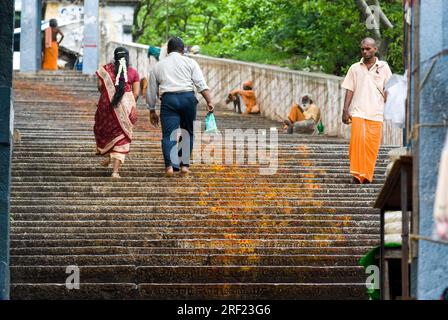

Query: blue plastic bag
205,112,218,133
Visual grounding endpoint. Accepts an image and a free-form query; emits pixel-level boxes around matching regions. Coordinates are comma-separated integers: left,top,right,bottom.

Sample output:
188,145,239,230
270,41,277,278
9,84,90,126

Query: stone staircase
9,71,392,299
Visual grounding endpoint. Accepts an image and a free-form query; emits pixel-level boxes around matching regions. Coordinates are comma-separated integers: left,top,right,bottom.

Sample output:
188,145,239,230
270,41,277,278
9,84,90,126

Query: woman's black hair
110,47,130,108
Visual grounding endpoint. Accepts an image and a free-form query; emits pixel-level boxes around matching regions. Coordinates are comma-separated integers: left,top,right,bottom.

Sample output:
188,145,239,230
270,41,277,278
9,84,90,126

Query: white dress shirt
146,52,209,110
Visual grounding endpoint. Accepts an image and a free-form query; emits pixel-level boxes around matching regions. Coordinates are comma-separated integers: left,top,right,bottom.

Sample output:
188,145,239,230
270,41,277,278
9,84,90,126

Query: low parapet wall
106,41,402,145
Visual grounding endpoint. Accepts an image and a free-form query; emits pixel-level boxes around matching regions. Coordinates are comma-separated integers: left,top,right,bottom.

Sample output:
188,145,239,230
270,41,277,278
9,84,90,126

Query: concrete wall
414,0,448,300
107,41,403,145
41,2,134,54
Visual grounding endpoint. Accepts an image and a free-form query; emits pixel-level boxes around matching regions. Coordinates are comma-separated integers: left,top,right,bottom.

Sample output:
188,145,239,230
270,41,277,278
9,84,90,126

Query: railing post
83,0,99,75
20,0,42,73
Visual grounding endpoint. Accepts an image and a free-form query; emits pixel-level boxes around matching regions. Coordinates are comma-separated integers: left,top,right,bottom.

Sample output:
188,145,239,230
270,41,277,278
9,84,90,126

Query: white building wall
40,1,135,57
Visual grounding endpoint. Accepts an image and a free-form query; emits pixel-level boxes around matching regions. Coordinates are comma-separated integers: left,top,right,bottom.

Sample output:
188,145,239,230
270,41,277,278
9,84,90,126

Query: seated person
283,94,321,134
225,80,260,114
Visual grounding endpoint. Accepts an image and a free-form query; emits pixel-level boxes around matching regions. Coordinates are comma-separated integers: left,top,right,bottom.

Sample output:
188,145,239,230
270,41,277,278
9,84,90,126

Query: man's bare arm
132,82,140,102
342,89,354,124
200,89,214,112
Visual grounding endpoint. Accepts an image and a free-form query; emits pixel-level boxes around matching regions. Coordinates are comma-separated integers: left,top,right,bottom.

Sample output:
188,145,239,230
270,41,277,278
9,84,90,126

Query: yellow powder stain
299,160,313,167
212,164,225,172
264,192,277,199
247,255,260,263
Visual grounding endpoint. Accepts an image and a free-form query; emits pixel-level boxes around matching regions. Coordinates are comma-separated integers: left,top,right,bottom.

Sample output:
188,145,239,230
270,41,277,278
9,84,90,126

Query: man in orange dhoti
226,80,260,114
342,38,392,184
283,94,321,134
42,19,64,70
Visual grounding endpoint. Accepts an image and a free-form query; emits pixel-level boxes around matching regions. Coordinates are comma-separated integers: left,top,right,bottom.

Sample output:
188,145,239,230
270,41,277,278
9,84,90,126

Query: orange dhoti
42,41,59,70
288,104,305,123
349,117,382,183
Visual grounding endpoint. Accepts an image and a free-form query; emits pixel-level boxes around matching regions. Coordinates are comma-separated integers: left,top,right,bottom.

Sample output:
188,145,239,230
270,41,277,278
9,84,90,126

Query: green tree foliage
133,0,404,76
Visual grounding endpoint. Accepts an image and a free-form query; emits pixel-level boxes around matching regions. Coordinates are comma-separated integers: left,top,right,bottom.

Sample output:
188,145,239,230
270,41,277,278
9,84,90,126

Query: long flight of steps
9,71,393,299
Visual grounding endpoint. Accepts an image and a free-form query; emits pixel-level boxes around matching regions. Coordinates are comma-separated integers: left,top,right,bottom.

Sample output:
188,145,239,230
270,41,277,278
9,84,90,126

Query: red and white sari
94,63,138,163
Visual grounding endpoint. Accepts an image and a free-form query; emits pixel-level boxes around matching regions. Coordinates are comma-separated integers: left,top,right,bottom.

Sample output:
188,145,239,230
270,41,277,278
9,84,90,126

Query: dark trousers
160,91,197,169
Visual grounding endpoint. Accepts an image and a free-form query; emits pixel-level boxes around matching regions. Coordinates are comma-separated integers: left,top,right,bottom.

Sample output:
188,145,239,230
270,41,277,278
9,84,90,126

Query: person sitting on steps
225,80,260,114
283,94,321,134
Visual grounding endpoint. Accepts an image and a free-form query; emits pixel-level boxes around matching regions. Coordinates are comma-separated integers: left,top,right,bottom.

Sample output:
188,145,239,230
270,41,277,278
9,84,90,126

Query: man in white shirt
147,37,214,176
341,37,392,184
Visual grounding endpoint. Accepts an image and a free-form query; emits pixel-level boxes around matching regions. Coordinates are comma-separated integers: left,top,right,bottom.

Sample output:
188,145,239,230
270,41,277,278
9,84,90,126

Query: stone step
10,190,381,198
11,219,379,228
9,176,385,187
10,246,373,256
10,232,378,241
10,254,364,266
10,226,379,235
10,238,379,248
10,205,380,214
9,169,387,177
10,185,381,192
10,283,368,299
10,181,383,191
10,191,381,199
10,200,377,208
10,212,379,222
11,145,391,152
10,160,390,168
10,265,366,284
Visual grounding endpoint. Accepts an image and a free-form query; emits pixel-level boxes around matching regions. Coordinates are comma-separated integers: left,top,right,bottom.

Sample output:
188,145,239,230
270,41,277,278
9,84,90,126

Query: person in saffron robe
94,47,140,178
342,38,392,184
42,19,64,70
283,94,321,134
225,80,260,114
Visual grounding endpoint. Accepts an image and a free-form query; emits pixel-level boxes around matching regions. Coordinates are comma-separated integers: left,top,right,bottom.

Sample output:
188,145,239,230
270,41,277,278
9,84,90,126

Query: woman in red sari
95,47,140,178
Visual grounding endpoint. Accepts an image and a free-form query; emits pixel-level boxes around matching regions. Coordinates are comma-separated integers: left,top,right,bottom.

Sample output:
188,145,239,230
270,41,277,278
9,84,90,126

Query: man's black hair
167,37,185,54
49,19,58,28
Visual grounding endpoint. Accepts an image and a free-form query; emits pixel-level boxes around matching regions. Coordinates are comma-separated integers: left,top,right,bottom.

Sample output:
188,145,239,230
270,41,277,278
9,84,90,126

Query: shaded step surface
9,71,392,300
11,283,368,300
